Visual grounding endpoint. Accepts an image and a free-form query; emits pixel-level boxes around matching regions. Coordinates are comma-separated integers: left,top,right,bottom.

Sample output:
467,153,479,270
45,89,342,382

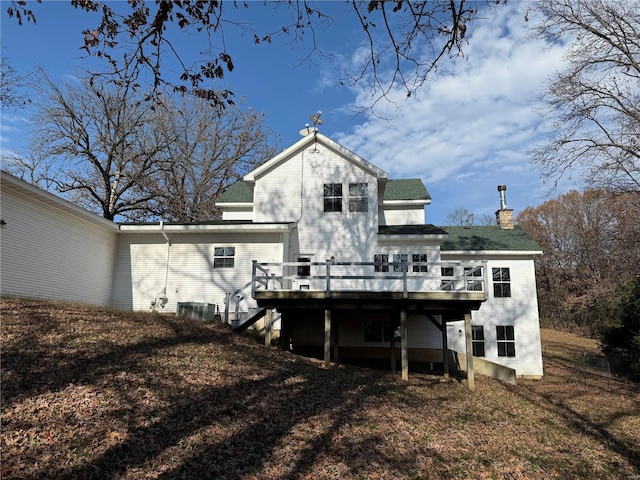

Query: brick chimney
496,185,514,229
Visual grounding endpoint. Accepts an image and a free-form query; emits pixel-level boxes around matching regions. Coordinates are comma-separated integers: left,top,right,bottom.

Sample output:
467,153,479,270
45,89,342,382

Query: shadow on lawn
2,299,450,479
44,345,443,480
1,308,228,407
512,360,640,475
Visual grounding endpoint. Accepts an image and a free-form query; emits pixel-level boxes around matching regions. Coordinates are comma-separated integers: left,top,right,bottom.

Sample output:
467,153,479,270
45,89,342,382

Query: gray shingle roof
378,224,448,235
218,178,431,204
440,226,541,252
216,181,253,203
383,179,431,202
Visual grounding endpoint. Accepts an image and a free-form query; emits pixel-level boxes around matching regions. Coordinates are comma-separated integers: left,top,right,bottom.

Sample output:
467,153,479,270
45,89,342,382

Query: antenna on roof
309,110,323,127
299,110,323,137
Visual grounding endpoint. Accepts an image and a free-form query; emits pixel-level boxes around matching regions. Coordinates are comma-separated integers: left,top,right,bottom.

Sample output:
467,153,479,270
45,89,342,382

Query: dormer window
323,183,342,212
349,183,368,212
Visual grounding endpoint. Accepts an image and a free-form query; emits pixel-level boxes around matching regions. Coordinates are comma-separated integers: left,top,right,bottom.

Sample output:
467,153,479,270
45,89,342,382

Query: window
374,254,389,272
496,325,516,357
348,183,368,212
493,267,511,297
364,320,400,343
464,266,483,291
412,254,428,273
472,325,485,357
441,267,454,290
323,183,342,212
393,253,408,272
213,247,235,268
297,257,310,277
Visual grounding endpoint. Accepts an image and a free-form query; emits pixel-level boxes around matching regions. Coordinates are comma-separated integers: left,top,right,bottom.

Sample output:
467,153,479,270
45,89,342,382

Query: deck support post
442,317,450,379
390,333,397,372
390,311,399,372
464,310,475,391
264,308,272,347
401,308,408,381
332,315,339,364
324,308,332,367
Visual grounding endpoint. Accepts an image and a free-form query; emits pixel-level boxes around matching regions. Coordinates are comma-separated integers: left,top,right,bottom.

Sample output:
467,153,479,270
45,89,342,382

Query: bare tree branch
6,1,498,109
531,0,640,194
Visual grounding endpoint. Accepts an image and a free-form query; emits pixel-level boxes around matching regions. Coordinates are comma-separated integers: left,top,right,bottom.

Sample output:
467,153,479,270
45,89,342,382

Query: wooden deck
247,260,487,389
254,289,485,312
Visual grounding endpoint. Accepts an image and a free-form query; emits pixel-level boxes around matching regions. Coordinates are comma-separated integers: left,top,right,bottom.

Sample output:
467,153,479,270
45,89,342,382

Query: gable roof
243,133,388,182
440,226,542,253
217,177,431,206
383,179,431,203
216,181,253,204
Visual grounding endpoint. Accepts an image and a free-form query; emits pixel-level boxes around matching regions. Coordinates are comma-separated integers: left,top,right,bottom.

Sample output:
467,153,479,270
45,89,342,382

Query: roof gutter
441,250,543,256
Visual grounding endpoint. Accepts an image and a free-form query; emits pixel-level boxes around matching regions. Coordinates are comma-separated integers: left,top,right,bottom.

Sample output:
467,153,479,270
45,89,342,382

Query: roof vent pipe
498,185,507,210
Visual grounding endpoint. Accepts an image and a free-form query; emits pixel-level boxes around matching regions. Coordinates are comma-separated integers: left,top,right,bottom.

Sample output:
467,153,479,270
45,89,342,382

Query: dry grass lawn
1,297,639,479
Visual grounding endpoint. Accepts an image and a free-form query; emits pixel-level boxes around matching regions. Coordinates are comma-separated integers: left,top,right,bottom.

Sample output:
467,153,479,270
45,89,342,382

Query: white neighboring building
1,173,118,306
1,132,543,380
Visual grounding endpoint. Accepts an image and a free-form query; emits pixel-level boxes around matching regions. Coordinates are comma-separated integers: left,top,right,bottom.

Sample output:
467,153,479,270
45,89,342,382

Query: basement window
213,247,235,268
364,320,400,343
324,183,342,212
472,325,485,357
496,325,516,357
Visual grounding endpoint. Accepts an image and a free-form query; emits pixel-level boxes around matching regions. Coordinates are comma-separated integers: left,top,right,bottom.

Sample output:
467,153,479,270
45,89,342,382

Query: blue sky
1,1,578,225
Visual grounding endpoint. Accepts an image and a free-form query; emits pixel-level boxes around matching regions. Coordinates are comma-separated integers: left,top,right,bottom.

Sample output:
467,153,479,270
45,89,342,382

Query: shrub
600,277,640,380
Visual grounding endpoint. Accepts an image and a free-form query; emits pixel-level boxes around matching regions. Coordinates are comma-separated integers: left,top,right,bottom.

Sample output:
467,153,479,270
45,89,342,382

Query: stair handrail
223,280,252,325
251,260,283,296
224,261,283,325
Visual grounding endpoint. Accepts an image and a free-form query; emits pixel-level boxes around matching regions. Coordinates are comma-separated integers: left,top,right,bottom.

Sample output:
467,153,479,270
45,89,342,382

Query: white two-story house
1,131,543,384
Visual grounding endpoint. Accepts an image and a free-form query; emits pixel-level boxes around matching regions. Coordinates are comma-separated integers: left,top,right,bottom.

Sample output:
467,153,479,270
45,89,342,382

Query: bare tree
147,96,278,221
6,1,495,108
21,70,173,220
531,0,640,194
446,207,495,226
517,189,640,335
9,69,279,221
0,57,30,109
447,207,475,226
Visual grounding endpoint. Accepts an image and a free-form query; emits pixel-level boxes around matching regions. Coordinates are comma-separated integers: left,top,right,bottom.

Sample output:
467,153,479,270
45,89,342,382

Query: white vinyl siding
443,255,543,377
221,208,253,221
252,153,304,222
111,232,285,313
379,205,425,225
253,143,380,262
0,180,117,305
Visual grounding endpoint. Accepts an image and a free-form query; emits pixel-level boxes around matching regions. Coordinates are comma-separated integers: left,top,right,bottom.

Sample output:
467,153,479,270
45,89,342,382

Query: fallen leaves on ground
1,298,639,479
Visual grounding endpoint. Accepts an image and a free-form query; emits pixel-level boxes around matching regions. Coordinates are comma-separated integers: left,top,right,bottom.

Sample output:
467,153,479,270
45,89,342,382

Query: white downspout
157,220,171,308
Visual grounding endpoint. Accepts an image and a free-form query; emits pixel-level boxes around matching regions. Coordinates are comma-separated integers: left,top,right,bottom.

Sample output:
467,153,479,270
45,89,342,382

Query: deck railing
251,260,489,299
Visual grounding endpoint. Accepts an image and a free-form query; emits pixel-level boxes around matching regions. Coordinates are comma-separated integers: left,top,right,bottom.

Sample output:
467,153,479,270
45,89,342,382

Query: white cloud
334,2,574,224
